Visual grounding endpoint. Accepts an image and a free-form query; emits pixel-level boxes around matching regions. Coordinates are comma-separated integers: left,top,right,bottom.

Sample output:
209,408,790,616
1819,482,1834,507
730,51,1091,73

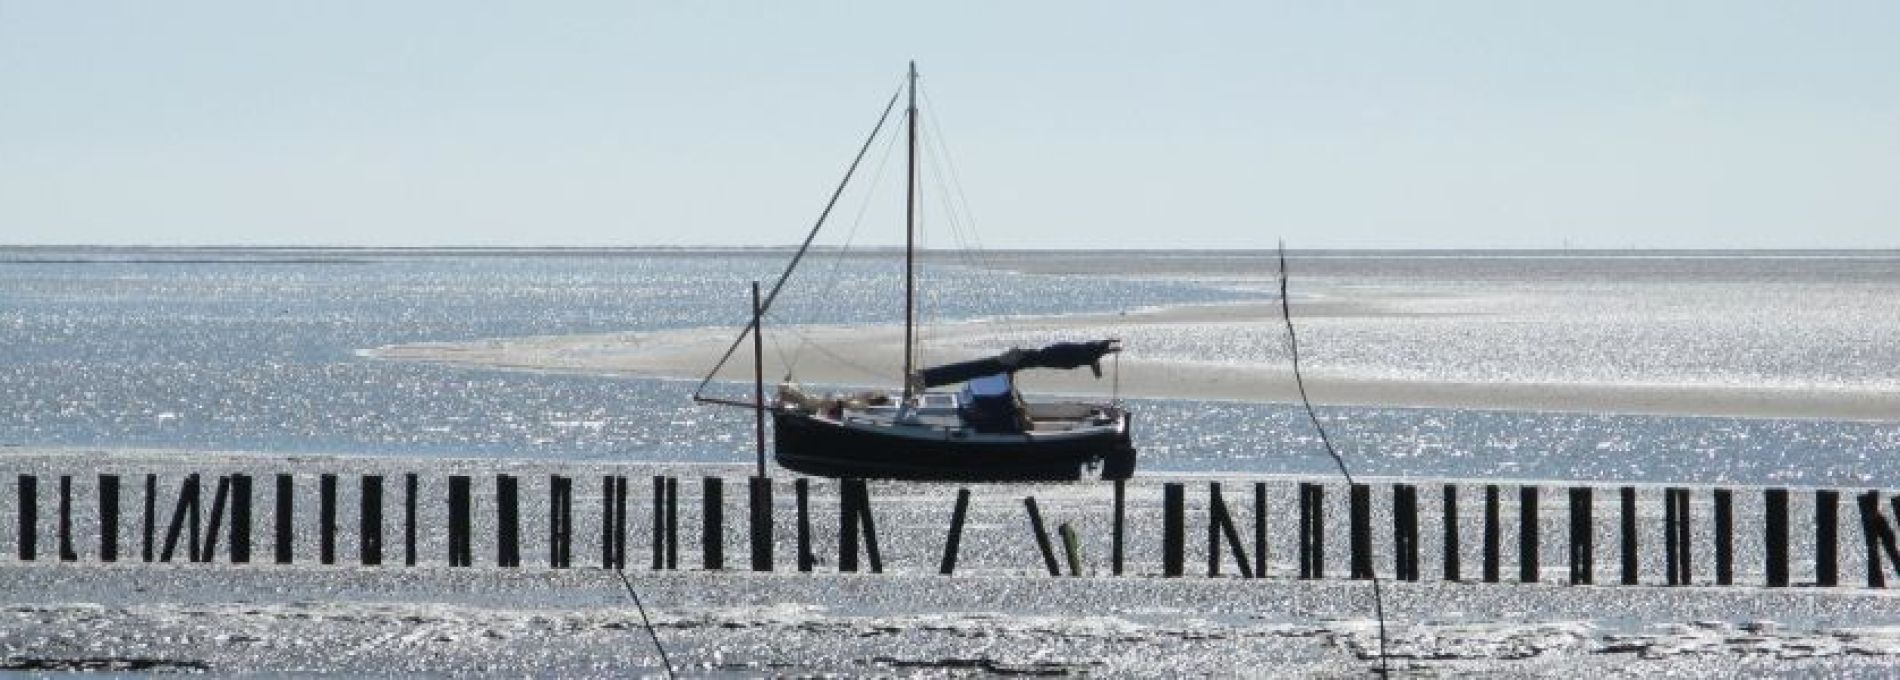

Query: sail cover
917,339,1120,389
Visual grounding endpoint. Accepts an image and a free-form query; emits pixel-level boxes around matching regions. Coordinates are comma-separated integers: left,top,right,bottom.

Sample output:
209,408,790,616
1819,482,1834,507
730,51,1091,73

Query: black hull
772,411,1137,482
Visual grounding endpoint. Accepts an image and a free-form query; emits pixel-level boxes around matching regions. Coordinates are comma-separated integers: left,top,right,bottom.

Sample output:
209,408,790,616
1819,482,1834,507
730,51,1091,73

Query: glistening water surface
3,247,1896,485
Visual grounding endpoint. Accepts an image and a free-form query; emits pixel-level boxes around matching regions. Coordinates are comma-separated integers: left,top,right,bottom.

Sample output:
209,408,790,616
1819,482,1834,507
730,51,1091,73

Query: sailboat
695,63,1137,482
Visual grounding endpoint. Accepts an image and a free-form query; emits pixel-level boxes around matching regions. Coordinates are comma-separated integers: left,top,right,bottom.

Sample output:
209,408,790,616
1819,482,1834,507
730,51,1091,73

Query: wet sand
365,301,1900,422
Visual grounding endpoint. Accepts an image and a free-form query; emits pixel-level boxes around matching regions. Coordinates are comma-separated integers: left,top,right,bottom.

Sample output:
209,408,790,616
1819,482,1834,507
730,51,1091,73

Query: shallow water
3,247,1897,485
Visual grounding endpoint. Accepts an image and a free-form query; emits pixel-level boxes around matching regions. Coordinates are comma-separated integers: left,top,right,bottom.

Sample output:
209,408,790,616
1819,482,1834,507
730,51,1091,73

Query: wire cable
1276,242,1391,675
612,568,676,679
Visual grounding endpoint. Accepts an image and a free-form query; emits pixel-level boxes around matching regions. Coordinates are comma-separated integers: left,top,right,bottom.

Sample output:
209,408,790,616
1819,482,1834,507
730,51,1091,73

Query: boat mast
902,60,919,401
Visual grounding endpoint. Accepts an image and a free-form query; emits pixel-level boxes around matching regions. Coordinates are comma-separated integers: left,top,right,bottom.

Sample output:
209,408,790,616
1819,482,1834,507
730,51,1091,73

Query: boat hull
772,410,1137,482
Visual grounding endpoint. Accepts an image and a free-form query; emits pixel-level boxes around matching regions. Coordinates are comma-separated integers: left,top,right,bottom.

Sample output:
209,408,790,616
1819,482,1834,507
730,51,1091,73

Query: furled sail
917,339,1120,389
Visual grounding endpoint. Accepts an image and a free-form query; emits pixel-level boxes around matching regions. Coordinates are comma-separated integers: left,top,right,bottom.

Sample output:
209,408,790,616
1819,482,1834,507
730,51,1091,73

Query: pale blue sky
2,2,1895,248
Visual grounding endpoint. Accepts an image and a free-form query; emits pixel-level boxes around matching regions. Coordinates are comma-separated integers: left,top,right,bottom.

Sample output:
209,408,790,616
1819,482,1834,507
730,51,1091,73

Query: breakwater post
58,475,75,562
100,474,120,562
1568,486,1592,586
701,477,722,570
1162,483,1185,578
496,474,519,568
17,475,36,561
1298,482,1323,579
940,488,970,576
1348,484,1372,580
1620,486,1638,585
1254,482,1269,579
749,476,772,572
1443,484,1460,582
448,475,472,567
1482,485,1500,583
795,478,814,572
1394,484,1419,582
275,474,293,564
361,475,384,566
319,473,336,565
1519,486,1540,583
1816,490,1840,587
1025,496,1060,576
549,475,573,569
1714,488,1733,585
143,474,158,563
1207,482,1252,579
1112,479,1126,576
403,473,418,567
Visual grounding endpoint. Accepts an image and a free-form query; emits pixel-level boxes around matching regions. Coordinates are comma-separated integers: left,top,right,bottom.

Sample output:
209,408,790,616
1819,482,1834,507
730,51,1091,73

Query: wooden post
275,474,293,564
1568,487,1592,585
160,474,200,563
58,475,76,561
1679,490,1694,585
1026,496,1061,576
856,479,882,573
752,281,768,479
230,474,251,564
1299,483,1324,579
319,473,336,565
1209,484,1253,579
651,476,666,570
795,478,813,572
940,489,971,576
403,473,417,567
1765,488,1790,587
100,474,120,562
143,474,157,563
1059,522,1085,577
701,476,723,570
496,474,519,568
203,476,229,562
1253,482,1268,579
359,475,383,566
1857,491,1900,588
17,475,36,561
1620,486,1638,585
1816,489,1840,587
1482,485,1500,583
1679,486,1694,581
614,476,628,569
602,476,616,569
664,476,679,570
1443,484,1460,582
749,476,773,572
1162,482,1185,578
1349,484,1372,580
1112,479,1127,576
1664,488,1680,586
549,475,572,569
1209,482,1224,578
1519,485,1539,583
840,479,861,573
186,473,202,563
448,475,472,567
1858,491,1885,588
1714,488,1733,586
1394,484,1418,582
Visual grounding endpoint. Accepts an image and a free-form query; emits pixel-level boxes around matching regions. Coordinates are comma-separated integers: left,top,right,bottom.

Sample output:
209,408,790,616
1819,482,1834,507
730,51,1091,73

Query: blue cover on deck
959,373,1022,434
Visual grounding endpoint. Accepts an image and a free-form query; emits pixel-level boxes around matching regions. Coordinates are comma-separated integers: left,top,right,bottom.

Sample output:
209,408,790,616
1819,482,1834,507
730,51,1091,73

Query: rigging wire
611,568,676,679
777,113,907,378
1276,242,1391,675
692,81,904,405
919,89,1023,342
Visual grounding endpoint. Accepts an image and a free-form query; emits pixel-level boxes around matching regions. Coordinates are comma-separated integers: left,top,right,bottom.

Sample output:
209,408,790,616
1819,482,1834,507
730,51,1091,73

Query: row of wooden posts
11,473,1900,588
